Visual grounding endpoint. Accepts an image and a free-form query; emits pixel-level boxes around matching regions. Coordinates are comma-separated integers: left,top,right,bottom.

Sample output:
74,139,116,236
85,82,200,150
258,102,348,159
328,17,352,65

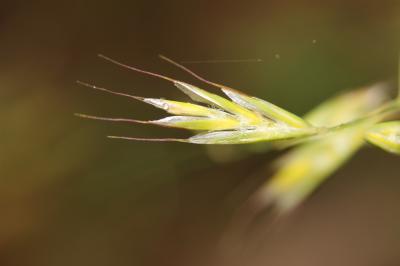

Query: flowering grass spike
78,55,400,213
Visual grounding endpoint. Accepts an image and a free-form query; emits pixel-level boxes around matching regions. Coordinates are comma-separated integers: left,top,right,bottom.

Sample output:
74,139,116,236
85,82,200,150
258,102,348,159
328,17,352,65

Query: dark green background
1,1,400,265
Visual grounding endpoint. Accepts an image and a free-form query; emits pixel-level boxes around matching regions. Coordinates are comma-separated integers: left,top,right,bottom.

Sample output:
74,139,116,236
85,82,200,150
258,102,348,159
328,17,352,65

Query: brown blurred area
1,1,400,265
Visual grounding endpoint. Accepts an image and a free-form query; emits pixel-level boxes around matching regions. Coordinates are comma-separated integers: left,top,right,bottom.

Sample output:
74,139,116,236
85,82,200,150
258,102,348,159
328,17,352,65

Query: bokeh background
1,1,400,265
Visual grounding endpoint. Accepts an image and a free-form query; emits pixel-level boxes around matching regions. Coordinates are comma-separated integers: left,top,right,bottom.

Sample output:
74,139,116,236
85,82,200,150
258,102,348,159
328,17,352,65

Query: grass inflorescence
77,54,400,213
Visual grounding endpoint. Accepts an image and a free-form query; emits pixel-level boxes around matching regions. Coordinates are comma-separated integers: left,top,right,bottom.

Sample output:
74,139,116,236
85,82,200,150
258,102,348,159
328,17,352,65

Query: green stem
304,100,400,140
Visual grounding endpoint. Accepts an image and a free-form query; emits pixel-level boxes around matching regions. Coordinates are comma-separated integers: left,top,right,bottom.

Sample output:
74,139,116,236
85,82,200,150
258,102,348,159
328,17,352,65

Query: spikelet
77,56,314,144
365,121,400,154
254,83,389,212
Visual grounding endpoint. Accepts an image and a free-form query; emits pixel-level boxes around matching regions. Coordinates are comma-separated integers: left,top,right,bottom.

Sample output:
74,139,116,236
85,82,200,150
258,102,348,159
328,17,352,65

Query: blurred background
1,1,400,265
